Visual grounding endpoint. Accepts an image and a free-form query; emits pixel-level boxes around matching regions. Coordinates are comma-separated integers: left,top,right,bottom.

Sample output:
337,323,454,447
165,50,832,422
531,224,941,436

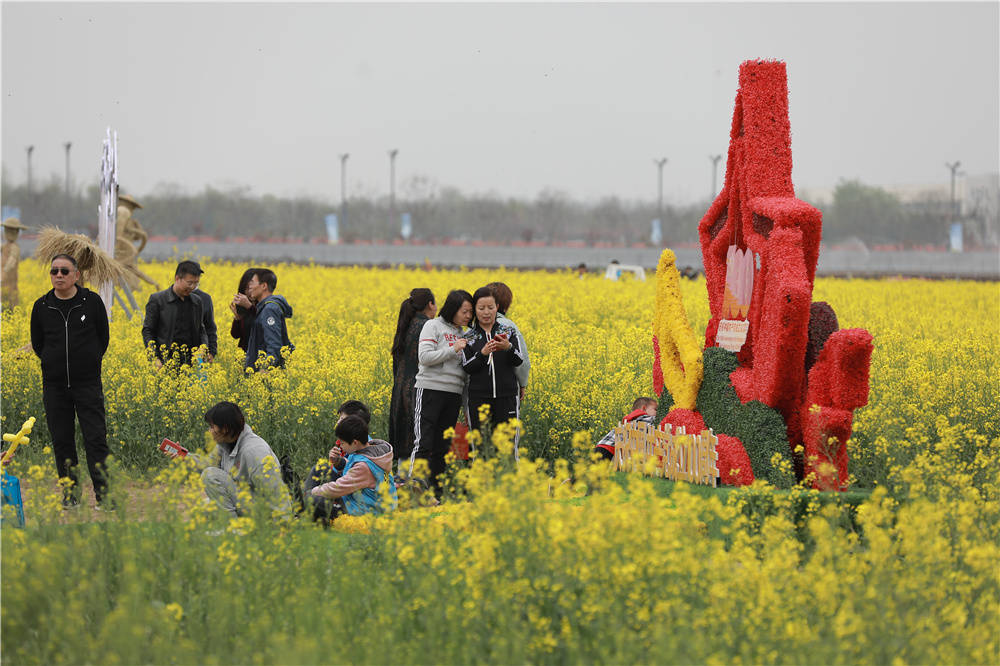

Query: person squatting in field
184,401,292,519
302,400,374,523
594,397,658,460
310,414,397,517
409,289,474,497
461,286,525,459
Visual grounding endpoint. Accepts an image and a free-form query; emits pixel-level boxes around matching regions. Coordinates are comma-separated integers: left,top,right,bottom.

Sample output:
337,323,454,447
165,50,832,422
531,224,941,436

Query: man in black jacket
30,253,111,507
141,260,210,367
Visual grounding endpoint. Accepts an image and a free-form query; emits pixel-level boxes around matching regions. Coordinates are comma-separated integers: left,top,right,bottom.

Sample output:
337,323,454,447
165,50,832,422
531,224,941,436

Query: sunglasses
50,267,73,276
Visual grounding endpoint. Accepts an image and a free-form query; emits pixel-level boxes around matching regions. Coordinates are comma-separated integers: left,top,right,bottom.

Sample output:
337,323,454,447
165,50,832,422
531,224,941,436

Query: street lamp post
709,154,722,200
388,149,399,219
653,157,667,219
945,161,961,219
339,153,349,228
64,142,72,225
26,145,34,199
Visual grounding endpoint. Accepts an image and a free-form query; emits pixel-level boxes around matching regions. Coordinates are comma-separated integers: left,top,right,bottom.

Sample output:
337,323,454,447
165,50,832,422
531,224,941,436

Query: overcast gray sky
3,2,998,205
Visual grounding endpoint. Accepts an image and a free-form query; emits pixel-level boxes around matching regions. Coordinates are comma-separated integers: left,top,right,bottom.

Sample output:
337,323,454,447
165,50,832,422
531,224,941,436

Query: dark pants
411,388,463,497
467,394,521,460
302,460,344,523
43,379,109,502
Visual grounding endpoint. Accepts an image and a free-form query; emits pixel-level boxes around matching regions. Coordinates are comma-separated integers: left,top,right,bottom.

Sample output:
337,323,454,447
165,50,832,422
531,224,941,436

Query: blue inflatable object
2,472,25,527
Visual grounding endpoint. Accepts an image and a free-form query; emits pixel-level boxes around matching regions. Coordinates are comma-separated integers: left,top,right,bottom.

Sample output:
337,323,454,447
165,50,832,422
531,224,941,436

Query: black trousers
42,379,109,502
467,394,521,460
411,388,463,496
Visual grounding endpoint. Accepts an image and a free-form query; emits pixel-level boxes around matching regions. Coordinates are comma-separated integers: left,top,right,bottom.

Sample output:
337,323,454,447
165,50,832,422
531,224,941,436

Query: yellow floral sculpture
652,250,702,409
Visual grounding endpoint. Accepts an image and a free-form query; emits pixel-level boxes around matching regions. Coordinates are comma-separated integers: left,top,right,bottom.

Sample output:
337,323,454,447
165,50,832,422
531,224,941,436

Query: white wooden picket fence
612,421,720,487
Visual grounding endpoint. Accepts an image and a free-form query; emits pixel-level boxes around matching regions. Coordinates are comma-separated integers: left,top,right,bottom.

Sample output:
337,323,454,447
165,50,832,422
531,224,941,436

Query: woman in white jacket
409,289,473,495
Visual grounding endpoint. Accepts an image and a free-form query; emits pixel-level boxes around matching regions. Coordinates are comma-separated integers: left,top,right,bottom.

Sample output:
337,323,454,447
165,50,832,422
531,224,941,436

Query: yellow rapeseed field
1,258,998,664
1,259,996,481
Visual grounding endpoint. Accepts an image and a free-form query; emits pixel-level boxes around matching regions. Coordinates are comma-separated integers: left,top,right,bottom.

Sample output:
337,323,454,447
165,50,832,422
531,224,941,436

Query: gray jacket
191,424,292,516
415,317,468,394
141,287,209,359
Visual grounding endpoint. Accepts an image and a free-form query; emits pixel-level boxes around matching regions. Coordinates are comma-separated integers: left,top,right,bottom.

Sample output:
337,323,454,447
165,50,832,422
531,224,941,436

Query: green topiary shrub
697,347,740,434
696,346,795,489
731,401,794,488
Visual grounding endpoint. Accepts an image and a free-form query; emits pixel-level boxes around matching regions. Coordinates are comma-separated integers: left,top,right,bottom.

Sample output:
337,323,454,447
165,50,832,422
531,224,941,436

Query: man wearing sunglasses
141,260,210,368
29,254,111,508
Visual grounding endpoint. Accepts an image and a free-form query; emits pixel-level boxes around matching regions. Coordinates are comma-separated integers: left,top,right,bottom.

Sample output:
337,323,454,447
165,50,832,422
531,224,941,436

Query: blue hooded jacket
245,294,294,370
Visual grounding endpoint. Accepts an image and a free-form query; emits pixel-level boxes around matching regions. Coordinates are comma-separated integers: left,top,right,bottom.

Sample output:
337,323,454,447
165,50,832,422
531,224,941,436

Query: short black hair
438,289,473,325
175,260,204,278
204,401,246,439
337,400,371,424
254,268,277,292
335,414,369,445
51,253,78,268
471,286,496,310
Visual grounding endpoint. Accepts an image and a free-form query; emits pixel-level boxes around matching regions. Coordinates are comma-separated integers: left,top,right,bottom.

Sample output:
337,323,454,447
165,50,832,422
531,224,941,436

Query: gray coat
141,287,209,359
191,424,292,516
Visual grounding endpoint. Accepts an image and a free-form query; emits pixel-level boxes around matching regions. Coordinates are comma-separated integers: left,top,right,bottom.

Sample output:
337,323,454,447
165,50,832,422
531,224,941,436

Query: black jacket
193,288,218,357
30,286,110,386
460,322,524,399
141,287,209,359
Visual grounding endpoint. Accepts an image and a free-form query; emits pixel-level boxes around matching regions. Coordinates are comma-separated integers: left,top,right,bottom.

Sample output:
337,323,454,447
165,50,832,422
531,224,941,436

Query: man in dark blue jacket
30,254,110,507
244,268,294,371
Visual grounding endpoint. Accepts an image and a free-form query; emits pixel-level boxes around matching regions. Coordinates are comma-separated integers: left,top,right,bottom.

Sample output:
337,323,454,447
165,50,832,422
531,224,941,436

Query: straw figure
115,193,159,291
2,217,28,308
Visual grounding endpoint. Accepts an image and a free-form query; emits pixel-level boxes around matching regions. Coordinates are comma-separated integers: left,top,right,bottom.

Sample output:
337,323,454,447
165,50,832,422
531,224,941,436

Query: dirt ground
11,476,180,525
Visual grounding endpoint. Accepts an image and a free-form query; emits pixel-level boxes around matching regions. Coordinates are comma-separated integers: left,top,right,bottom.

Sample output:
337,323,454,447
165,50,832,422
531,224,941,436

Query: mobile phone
158,438,188,458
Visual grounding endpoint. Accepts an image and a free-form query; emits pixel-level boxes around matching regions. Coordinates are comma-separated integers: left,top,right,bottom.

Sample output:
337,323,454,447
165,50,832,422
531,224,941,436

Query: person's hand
228,301,240,317
329,444,344,465
519,385,527,401
153,358,163,371
494,335,512,351
453,338,468,353
233,293,252,309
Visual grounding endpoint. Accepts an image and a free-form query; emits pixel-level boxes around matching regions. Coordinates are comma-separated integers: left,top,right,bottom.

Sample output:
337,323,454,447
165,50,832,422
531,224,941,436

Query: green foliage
731,401,795,488
654,389,674,424
696,347,794,488
696,346,740,433
824,178,945,246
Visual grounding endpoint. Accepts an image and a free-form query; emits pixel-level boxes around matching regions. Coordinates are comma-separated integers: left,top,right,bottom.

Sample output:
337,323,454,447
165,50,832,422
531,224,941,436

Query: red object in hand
158,438,188,458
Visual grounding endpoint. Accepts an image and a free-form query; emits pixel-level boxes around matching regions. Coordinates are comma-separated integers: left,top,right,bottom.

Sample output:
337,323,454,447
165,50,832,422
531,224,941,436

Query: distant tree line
2,169,991,247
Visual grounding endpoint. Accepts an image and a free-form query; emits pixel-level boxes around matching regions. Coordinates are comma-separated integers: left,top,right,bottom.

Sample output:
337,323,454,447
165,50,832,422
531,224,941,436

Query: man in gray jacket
142,260,210,367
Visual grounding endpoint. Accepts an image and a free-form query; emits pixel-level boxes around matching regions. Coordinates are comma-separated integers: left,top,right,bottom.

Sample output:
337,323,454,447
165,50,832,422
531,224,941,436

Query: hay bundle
34,226,128,287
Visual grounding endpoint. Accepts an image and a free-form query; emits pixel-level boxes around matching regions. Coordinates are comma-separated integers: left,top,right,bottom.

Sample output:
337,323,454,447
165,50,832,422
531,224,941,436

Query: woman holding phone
461,286,524,459
410,289,474,496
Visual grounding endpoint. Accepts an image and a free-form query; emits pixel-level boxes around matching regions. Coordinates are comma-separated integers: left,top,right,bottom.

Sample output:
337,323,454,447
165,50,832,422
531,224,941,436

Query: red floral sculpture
659,408,706,435
801,329,873,489
716,434,755,487
692,60,873,490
